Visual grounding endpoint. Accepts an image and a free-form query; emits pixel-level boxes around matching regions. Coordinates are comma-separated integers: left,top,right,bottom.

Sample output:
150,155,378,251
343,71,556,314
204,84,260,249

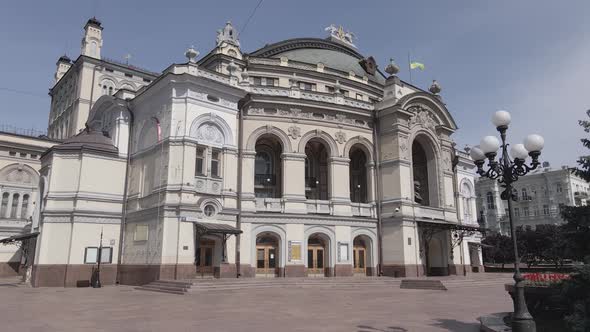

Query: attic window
125,73,133,78
143,78,151,83
105,68,114,73
207,95,220,102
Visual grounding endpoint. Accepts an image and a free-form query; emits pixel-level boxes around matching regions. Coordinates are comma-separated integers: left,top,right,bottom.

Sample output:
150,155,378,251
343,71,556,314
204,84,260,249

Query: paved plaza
0,274,513,332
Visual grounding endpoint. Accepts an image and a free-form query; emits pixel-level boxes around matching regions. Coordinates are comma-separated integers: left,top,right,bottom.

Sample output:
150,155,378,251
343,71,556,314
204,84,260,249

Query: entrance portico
193,222,242,278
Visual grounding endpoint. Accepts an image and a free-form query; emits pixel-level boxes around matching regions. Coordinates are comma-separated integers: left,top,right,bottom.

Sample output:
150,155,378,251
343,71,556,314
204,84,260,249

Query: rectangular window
356,93,364,101
523,207,530,217
299,81,316,91
341,89,350,97
9,151,16,156
253,77,262,86
30,154,37,159
19,153,27,158
211,150,220,178
514,208,520,217
125,73,133,78
143,78,151,83
105,68,114,73
558,203,565,213
262,77,277,87
195,147,205,175
326,85,335,93
543,205,549,215
134,225,149,241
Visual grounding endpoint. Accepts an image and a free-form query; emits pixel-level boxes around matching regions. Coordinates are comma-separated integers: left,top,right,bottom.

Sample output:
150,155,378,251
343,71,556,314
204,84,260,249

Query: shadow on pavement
430,318,480,331
357,325,408,332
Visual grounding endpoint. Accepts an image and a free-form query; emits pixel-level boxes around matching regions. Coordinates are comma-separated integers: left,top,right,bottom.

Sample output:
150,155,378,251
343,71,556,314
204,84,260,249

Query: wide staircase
134,274,513,295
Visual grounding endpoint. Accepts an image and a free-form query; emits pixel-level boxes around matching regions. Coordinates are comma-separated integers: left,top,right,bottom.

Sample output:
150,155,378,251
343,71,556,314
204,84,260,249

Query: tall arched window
254,135,282,198
349,147,368,203
1,193,8,218
305,139,330,200
21,194,29,219
10,193,19,218
412,140,430,206
486,192,495,210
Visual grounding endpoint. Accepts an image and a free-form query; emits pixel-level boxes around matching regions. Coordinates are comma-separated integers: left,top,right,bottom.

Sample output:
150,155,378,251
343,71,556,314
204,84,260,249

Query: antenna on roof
124,53,132,65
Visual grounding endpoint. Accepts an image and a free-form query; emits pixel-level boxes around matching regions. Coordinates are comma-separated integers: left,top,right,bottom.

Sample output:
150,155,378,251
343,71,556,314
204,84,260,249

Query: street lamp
470,110,544,332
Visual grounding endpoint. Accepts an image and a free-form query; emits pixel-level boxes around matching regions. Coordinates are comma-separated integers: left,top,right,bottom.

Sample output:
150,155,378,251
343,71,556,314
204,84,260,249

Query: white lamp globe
492,110,511,128
480,136,501,154
510,143,529,160
469,145,486,161
524,134,544,152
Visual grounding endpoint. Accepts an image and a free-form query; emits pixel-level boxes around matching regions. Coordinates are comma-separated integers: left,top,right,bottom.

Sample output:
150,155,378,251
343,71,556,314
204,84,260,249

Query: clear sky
1,0,589,167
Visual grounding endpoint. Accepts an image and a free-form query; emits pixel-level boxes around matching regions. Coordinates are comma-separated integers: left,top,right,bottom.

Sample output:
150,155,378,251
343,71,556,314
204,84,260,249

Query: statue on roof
216,21,240,47
325,24,356,48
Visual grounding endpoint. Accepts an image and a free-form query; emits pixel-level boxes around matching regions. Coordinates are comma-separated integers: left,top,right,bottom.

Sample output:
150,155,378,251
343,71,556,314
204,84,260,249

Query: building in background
475,161,589,234
0,132,58,277
2,18,484,285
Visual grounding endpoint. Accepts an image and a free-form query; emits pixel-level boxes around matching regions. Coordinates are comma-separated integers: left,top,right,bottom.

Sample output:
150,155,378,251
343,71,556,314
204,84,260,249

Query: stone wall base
334,264,353,277
382,264,425,278
285,265,305,277
0,262,21,277
32,264,117,287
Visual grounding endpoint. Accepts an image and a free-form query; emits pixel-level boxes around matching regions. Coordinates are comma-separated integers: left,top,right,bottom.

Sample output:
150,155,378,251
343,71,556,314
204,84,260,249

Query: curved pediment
397,92,458,131
0,163,39,186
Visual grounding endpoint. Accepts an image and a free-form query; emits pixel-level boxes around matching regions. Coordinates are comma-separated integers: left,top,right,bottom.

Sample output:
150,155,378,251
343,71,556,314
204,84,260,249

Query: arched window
101,80,116,96
21,194,29,219
349,147,368,203
254,136,282,198
486,192,495,210
10,193,19,218
1,193,8,218
412,140,430,206
90,41,98,57
305,139,330,200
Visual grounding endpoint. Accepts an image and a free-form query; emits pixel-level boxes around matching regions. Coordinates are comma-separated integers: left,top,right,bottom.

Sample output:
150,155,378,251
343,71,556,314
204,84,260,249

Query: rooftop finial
429,80,442,94
185,46,199,63
216,21,240,47
385,58,400,76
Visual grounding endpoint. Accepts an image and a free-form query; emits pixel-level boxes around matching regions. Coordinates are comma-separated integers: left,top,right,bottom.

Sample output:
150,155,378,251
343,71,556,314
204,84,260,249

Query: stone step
151,280,193,288
135,285,186,295
139,283,189,292
400,279,447,290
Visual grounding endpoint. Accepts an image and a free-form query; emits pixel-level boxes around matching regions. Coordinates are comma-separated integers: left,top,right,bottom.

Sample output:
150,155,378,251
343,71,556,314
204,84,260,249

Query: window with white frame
84,247,112,264
195,147,205,176
486,192,495,209
543,205,549,215
211,150,221,178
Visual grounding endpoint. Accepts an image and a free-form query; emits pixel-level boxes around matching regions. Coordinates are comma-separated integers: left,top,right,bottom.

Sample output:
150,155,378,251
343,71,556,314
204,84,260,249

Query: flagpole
407,52,412,84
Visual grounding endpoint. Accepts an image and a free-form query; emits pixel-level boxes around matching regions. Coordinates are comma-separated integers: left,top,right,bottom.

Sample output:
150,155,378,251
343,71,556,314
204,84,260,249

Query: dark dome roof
249,38,386,84
53,127,118,154
58,54,71,63
86,17,102,28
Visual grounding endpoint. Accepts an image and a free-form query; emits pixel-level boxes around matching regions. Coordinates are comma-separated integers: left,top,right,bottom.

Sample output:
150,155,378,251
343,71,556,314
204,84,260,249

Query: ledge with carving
245,107,373,130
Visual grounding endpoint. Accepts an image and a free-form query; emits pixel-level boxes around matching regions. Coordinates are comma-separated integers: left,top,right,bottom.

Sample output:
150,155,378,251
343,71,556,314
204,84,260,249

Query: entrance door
256,245,277,277
307,245,325,276
196,240,214,276
353,246,366,275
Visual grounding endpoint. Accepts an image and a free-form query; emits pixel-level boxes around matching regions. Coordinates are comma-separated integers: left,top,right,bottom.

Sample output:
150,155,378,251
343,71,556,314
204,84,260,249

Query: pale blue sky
1,0,589,166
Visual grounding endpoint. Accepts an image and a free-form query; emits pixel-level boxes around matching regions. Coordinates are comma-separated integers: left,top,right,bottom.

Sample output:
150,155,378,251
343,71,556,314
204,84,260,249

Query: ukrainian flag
410,62,425,70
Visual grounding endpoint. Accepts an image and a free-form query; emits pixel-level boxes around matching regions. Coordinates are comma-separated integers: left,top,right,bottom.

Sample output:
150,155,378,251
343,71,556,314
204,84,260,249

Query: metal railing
0,124,47,138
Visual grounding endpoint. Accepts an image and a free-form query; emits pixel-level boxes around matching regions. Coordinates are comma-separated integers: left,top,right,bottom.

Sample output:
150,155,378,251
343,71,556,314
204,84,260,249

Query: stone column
6,193,13,218
240,150,256,212
16,193,23,219
329,156,352,216
281,152,306,214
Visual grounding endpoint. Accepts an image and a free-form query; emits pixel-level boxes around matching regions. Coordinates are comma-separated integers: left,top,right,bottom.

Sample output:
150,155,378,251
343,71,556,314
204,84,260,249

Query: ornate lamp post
470,110,544,332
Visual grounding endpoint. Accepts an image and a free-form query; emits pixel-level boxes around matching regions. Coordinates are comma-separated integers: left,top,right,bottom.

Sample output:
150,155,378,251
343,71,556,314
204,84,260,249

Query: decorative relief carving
248,108,264,115
399,138,409,159
288,126,301,140
408,105,438,130
334,131,347,144
196,124,223,144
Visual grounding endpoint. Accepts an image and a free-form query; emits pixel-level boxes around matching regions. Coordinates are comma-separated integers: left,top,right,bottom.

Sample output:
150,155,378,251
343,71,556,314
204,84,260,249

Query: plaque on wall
338,242,349,262
289,241,302,261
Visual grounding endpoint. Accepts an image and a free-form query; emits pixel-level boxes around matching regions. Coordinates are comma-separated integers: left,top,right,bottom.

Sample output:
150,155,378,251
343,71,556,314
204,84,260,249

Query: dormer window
252,76,277,87
298,81,316,91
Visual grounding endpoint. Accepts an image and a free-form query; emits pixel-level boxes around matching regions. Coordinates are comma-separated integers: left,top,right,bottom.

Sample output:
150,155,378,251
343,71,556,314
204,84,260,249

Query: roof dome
249,38,386,84
58,54,71,63
53,126,118,154
86,16,102,29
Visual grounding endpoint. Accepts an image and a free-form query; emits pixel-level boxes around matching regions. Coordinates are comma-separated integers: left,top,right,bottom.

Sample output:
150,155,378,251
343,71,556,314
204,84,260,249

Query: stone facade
5,18,483,286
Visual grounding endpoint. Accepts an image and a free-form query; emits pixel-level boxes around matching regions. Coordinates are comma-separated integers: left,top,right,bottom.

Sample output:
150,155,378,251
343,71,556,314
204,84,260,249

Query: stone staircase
135,275,513,295
400,279,447,291
135,280,193,295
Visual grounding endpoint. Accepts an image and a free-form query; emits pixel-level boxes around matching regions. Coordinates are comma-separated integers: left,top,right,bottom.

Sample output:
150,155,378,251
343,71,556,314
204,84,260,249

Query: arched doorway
255,135,283,198
353,235,373,276
349,146,368,203
256,232,280,277
427,236,448,276
305,139,330,200
307,233,329,277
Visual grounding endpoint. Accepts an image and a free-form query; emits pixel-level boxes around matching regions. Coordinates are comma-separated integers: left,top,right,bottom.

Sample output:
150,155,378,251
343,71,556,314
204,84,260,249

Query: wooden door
307,245,325,275
196,241,214,275
353,246,366,275
256,245,277,276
